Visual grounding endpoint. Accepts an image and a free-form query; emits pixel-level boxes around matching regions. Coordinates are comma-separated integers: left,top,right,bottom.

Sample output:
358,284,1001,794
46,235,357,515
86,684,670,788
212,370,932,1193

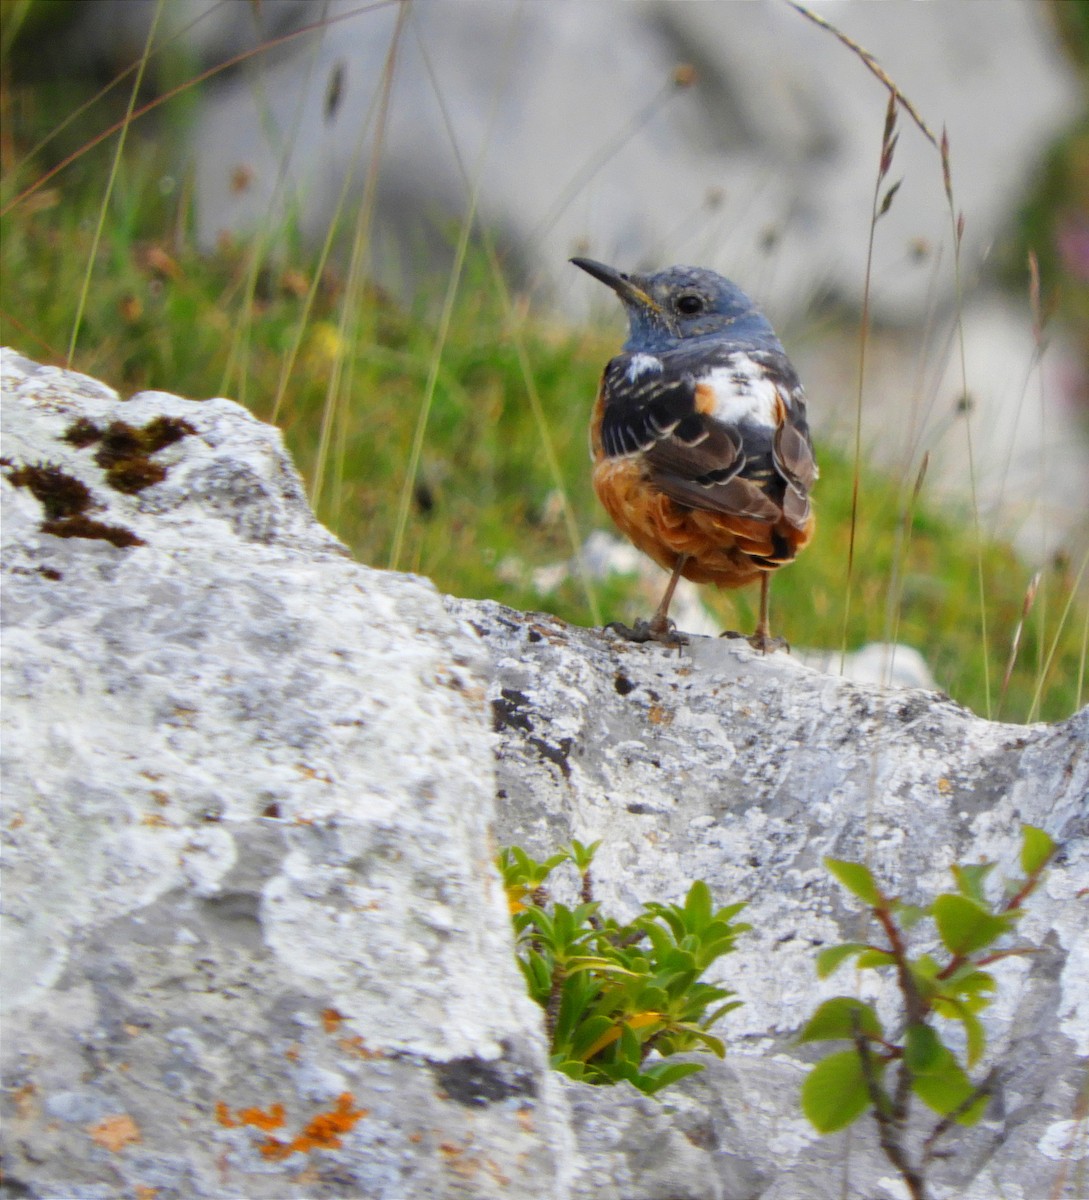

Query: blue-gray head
571,257,778,354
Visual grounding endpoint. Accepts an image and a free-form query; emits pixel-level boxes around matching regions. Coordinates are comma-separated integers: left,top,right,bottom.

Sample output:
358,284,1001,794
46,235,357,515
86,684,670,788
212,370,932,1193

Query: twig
921,1068,997,1166
854,1024,927,1200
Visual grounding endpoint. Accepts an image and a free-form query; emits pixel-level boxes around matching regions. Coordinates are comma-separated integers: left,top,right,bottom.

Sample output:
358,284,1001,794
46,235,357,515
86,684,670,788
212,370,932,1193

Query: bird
571,257,817,652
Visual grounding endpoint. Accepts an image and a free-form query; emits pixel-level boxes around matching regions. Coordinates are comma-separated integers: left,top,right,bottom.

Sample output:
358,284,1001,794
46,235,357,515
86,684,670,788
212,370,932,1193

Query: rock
447,598,1087,1200
18,2,1089,566
0,349,571,1199
2,352,1085,1199
41,1,1078,324
511,531,938,687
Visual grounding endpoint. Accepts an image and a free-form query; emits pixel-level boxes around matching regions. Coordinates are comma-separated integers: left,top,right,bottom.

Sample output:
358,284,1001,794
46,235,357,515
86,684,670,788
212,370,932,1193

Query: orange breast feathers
590,377,816,590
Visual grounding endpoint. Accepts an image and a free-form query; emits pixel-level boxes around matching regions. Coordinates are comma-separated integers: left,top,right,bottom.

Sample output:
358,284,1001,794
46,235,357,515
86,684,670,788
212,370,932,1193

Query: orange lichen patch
439,1143,483,1180
215,1101,237,1128
259,1138,294,1161
135,1187,159,1200
257,1094,368,1160
485,1158,512,1186
337,1035,383,1060
647,703,673,726
938,777,953,794
516,1107,535,1134
283,1044,302,1063
87,1113,141,1152
237,1103,286,1131
321,1007,344,1033
141,813,170,828
298,1093,367,1148
12,1083,38,1119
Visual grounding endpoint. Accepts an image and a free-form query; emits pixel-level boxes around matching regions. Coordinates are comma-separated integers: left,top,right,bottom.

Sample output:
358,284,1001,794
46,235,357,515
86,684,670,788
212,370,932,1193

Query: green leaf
569,1014,617,1061
1020,825,1056,876
951,862,996,904
855,949,898,969
663,1026,727,1058
552,1058,586,1081
802,1050,881,1133
910,1053,986,1124
684,880,713,929
933,894,1013,955
824,859,883,905
566,839,601,870
618,1020,642,1063
900,1028,990,1124
815,943,869,978
904,1023,945,1072
701,998,743,1028
798,997,883,1044
942,966,996,998
935,997,987,1066
890,902,930,930
629,1060,705,1095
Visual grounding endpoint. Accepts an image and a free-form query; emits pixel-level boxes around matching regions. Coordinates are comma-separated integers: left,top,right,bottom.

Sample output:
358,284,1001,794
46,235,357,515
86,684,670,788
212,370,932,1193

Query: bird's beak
570,257,661,313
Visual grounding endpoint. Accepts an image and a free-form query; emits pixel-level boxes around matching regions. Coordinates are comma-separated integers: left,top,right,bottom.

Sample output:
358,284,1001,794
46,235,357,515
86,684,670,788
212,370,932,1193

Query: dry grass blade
878,179,903,219
527,71,689,250
66,0,165,366
0,0,400,219
388,8,510,571
1027,249,1047,353
1,1,225,194
882,452,929,683
312,1,408,518
840,88,905,672
997,572,1041,719
786,1,938,147
937,137,992,716
409,9,602,622
1028,546,1089,723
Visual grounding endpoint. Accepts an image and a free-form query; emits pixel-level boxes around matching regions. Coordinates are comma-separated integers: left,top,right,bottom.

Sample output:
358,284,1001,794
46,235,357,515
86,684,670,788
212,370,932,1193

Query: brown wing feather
596,350,817,555
772,414,818,529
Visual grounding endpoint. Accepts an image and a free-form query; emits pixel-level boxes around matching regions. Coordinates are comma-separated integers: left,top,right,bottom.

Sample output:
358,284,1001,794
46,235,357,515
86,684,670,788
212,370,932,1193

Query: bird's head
571,257,774,353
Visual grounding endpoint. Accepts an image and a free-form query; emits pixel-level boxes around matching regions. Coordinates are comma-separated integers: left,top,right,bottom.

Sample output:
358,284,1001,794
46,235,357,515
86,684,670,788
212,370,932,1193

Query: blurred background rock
13,0,1087,566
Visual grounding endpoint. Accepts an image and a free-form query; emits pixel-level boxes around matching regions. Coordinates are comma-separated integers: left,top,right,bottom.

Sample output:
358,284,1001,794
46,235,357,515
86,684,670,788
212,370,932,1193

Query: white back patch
626,353,664,382
702,356,779,428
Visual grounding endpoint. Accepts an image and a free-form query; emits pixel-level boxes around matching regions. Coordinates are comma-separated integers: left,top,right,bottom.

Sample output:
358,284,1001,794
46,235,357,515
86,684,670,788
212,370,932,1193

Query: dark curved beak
570,257,661,312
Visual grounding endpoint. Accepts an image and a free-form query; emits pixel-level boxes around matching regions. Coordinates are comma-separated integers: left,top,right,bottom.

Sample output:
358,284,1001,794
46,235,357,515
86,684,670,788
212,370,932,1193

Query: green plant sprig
800,825,1058,1200
497,842,749,1096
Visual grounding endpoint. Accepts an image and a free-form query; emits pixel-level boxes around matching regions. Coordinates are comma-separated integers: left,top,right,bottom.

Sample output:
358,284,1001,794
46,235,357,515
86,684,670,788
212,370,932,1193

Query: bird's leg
721,573,789,653
607,555,690,646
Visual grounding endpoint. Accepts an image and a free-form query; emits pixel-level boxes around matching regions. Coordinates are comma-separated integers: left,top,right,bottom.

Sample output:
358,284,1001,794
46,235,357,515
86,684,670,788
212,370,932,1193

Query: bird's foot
606,618,688,647
720,629,789,655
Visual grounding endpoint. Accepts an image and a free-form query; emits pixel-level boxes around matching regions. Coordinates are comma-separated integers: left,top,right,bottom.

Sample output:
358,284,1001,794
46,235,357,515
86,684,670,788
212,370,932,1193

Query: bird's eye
676,293,704,315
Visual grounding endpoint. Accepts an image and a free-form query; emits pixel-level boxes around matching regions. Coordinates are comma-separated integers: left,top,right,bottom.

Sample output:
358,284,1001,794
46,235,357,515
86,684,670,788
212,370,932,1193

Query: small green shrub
800,825,1057,1200
497,841,748,1095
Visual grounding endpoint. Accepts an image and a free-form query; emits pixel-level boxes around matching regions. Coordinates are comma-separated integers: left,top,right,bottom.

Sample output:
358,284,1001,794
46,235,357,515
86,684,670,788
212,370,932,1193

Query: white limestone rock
443,597,1088,1200
2,351,1085,1200
0,349,573,1200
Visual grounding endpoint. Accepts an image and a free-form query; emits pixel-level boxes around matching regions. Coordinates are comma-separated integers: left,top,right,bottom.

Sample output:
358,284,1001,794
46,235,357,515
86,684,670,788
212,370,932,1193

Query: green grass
1,65,1086,725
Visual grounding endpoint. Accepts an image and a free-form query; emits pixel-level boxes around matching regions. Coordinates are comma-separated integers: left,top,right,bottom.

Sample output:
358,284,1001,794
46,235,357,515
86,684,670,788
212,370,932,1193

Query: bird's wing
599,346,816,528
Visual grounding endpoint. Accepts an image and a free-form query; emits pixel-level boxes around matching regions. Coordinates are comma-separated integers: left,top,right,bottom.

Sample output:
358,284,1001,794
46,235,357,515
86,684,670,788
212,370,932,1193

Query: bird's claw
720,629,789,655
606,618,689,647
